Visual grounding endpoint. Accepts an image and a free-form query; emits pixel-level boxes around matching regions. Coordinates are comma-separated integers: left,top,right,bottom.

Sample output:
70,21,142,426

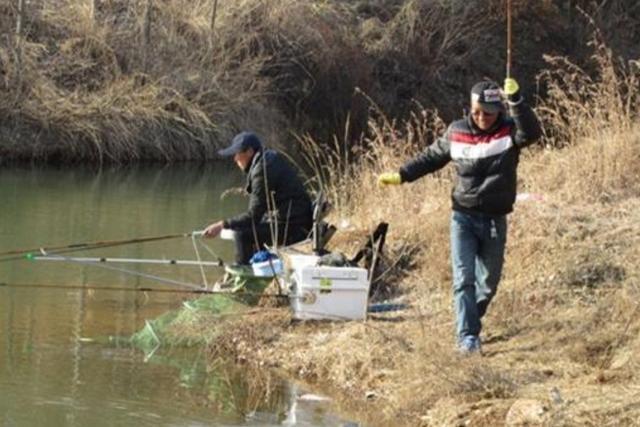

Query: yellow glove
504,78,520,101
378,172,402,187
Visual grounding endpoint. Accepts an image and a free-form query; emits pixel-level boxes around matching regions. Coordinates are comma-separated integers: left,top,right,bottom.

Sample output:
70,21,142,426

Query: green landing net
130,265,274,354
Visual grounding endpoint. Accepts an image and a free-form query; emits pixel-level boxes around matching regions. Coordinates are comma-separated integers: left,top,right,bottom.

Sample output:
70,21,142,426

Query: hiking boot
458,335,482,354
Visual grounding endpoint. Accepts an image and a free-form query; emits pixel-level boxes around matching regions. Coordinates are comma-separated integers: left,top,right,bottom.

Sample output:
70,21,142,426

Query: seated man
203,131,313,265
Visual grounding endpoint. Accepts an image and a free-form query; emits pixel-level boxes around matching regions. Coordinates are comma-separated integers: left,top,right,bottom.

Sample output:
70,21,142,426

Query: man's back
225,148,312,230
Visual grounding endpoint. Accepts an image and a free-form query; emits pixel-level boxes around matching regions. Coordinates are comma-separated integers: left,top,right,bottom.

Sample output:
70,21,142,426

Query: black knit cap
470,81,504,114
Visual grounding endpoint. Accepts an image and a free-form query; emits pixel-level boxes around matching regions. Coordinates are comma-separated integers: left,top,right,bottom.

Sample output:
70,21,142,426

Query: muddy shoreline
157,191,640,426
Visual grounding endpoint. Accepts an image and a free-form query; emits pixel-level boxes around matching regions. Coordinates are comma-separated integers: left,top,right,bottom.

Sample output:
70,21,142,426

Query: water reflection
0,165,354,426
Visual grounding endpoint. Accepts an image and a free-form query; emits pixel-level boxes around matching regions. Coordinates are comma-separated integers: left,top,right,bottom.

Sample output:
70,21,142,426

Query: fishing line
196,239,226,266
193,237,229,291
35,250,206,290
191,232,210,289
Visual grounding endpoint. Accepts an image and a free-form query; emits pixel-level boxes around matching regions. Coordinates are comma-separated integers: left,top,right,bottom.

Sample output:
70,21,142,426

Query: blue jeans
450,210,507,340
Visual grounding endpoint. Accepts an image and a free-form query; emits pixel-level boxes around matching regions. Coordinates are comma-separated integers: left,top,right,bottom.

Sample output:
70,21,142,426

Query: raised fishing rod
0,231,201,259
506,0,512,79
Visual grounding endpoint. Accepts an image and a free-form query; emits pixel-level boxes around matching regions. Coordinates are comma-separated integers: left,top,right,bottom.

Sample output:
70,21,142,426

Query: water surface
0,165,353,426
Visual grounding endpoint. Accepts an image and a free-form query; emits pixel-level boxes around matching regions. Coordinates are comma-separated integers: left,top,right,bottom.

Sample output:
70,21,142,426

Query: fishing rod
506,0,512,78
0,231,203,259
0,281,214,294
0,281,290,298
26,249,219,291
29,254,224,267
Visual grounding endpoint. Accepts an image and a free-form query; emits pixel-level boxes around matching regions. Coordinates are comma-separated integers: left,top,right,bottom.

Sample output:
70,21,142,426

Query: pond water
0,165,355,426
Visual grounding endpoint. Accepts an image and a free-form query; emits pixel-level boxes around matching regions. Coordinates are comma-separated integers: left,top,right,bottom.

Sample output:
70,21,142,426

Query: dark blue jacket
224,149,312,230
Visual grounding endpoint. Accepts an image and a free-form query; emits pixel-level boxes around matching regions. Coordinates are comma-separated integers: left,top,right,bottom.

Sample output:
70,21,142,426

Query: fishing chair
350,222,389,297
311,191,336,255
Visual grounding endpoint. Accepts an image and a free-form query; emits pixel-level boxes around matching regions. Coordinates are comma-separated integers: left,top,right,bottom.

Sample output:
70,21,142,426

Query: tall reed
297,96,449,231
533,23,640,201
294,30,640,418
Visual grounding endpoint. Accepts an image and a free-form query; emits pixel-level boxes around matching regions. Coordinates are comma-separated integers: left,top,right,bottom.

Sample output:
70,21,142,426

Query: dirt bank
154,35,640,424
1,0,638,162
164,172,640,425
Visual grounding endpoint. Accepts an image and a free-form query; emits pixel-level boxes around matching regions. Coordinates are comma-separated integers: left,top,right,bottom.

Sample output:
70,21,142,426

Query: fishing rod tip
25,253,35,260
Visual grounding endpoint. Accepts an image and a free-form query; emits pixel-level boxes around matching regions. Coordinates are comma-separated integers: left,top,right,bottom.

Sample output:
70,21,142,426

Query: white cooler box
289,265,370,320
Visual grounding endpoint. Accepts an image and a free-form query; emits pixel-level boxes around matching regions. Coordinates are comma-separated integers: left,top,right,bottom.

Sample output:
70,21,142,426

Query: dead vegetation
1,0,639,163
4,0,639,425
162,26,640,426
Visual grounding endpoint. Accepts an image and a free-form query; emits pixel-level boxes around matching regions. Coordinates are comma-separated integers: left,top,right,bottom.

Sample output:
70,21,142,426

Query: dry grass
320,35,639,425
0,0,373,162
0,0,289,161
7,0,638,424
160,35,640,426
3,0,631,163
534,17,640,202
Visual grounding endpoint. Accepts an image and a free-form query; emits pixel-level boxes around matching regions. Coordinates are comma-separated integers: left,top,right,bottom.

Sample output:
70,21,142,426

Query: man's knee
452,266,476,292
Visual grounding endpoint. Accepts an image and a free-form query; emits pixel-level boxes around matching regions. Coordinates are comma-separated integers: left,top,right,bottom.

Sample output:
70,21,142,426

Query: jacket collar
467,113,505,135
243,149,263,174
244,149,264,193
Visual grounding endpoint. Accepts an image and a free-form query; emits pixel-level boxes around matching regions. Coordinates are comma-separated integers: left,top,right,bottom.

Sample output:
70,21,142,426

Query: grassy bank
147,33,640,425
1,0,638,163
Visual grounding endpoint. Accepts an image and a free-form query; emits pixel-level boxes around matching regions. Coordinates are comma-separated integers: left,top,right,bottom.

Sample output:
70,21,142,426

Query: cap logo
483,88,501,103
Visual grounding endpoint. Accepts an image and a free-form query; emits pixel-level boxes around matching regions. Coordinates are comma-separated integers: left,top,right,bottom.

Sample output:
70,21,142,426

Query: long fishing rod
0,231,202,259
506,0,512,78
0,281,214,294
29,249,215,290
29,254,224,267
0,281,290,298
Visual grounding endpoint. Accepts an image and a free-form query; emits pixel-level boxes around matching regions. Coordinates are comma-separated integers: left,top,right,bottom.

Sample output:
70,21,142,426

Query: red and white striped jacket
399,100,541,216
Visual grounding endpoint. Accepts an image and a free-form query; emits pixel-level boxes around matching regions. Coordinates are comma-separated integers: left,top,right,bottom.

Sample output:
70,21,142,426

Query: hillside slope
164,35,640,425
0,0,638,162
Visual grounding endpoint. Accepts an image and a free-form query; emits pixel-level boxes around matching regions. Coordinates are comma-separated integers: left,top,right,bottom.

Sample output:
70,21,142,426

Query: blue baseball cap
218,131,263,157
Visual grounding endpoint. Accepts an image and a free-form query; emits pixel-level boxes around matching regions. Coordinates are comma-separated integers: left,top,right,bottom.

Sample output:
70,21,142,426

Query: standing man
204,131,313,265
378,78,542,353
